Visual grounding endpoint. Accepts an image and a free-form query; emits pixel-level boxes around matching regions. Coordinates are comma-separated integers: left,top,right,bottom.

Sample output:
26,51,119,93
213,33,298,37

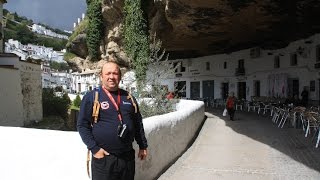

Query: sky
4,0,87,31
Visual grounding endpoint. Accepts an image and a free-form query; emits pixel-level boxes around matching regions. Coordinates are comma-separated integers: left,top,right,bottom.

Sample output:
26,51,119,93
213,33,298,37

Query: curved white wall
134,100,205,180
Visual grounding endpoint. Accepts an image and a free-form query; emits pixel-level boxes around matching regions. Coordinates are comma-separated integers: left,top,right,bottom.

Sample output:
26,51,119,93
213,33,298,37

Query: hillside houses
31,24,69,40
5,39,65,62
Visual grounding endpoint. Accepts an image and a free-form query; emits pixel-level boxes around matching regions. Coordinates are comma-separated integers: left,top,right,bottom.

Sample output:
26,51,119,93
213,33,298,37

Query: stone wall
19,61,43,125
0,67,24,126
134,99,205,180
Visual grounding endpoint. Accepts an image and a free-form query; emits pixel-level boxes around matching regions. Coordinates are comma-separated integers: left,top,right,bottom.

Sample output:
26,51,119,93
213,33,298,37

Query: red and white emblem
101,101,109,110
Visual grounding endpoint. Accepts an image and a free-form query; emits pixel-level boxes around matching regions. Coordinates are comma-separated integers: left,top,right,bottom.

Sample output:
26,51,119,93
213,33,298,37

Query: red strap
102,86,122,121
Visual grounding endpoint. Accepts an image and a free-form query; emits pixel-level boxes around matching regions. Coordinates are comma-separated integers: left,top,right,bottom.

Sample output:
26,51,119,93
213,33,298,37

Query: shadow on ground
206,107,320,173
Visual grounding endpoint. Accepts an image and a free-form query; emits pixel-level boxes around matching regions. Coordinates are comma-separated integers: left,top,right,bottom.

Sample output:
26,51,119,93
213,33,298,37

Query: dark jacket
77,87,148,155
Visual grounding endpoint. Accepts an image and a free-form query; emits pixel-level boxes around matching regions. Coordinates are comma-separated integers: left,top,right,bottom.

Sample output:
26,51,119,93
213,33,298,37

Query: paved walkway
159,108,320,180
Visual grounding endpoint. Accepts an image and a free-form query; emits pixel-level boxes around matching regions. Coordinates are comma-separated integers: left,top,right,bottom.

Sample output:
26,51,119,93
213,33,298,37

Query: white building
155,33,320,105
71,69,100,94
41,61,52,88
31,24,68,40
5,39,67,63
51,72,72,92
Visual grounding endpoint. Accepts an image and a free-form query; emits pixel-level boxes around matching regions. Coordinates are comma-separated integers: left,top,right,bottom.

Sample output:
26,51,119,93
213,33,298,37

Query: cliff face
69,0,320,63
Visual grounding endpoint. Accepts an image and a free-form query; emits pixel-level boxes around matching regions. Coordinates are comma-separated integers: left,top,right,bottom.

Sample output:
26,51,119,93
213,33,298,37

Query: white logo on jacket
122,101,131,105
100,101,109,110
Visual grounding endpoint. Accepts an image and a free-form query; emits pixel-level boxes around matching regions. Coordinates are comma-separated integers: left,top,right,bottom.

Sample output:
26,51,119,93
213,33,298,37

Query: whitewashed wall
0,67,24,126
134,100,205,180
160,33,320,102
20,61,43,125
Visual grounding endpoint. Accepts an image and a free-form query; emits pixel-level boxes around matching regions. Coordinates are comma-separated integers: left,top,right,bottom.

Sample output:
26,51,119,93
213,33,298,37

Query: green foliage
123,0,150,86
64,51,77,61
67,18,88,47
42,88,71,120
86,0,104,61
137,36,179,118
50,61,69,71
73,95,82,108
16,23,36,45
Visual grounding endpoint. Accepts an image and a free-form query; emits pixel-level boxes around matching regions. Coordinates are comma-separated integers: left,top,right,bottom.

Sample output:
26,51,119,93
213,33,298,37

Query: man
77,61,148,180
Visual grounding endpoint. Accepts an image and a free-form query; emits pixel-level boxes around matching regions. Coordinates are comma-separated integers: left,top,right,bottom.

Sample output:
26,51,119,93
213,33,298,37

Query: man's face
100,62,121,91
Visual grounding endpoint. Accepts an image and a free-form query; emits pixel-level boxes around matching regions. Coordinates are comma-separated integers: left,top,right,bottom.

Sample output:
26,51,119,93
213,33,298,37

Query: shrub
42,88,71,120
73,95,82,108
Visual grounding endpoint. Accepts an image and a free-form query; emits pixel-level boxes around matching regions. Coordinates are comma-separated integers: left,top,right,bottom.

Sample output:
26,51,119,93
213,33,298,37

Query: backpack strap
92,89,100,124
127,93,137,113
88,88,100,178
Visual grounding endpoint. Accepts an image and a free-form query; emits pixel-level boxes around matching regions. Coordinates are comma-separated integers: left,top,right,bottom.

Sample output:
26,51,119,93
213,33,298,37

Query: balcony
235,68,245,76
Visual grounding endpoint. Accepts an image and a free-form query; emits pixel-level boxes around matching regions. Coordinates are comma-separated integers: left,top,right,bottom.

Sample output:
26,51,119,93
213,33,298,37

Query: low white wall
134,99,205,180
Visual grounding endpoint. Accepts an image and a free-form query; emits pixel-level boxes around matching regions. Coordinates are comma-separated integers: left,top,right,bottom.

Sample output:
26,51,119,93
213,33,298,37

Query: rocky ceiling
148,0,320,59
69,0,320,63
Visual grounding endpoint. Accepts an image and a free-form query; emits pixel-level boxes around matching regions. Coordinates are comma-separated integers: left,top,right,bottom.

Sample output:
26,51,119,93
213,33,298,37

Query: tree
73,95,82,108
86,0,104,61
16,24,36,44
123,0,150,89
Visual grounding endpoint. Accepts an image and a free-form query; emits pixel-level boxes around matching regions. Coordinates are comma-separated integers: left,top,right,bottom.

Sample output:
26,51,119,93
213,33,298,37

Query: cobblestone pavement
159,108,320,180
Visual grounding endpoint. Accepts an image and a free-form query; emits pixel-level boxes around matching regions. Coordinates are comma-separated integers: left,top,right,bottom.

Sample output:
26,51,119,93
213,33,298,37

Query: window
174,81,186,98
274,55,280,68
223,62,227,69
238,59,244,69
206,62,210,71
290,53,297,66
250,47,261,58
173,61,186,73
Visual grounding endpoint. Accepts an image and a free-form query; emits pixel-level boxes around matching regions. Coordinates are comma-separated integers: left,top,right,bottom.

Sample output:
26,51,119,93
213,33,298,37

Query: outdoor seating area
205,97,320,148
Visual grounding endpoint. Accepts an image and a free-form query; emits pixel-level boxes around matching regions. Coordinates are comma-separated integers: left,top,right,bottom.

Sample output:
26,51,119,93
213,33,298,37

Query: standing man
77,61,148,180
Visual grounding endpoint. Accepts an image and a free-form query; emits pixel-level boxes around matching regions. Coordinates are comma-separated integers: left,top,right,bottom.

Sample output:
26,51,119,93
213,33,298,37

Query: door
288,79,299,98
203,80,214,99
190,81,200,100
221,83,229,100
319,79,320,105
254,80,260,97
238,82,246,100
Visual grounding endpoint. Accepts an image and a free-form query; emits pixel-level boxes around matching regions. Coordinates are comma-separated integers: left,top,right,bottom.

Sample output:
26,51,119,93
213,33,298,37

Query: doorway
221,83,229,100
190,81,200,100
288,78,299,98
237,82,246,100
254,80,260,97
203,80,214,100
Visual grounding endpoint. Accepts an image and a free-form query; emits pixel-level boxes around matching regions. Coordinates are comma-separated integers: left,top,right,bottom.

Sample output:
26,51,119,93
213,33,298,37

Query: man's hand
93,148,110,159
138,149,147,160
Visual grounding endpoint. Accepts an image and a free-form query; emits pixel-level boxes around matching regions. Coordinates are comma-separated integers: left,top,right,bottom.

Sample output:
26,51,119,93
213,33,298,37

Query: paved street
159,108,320,180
